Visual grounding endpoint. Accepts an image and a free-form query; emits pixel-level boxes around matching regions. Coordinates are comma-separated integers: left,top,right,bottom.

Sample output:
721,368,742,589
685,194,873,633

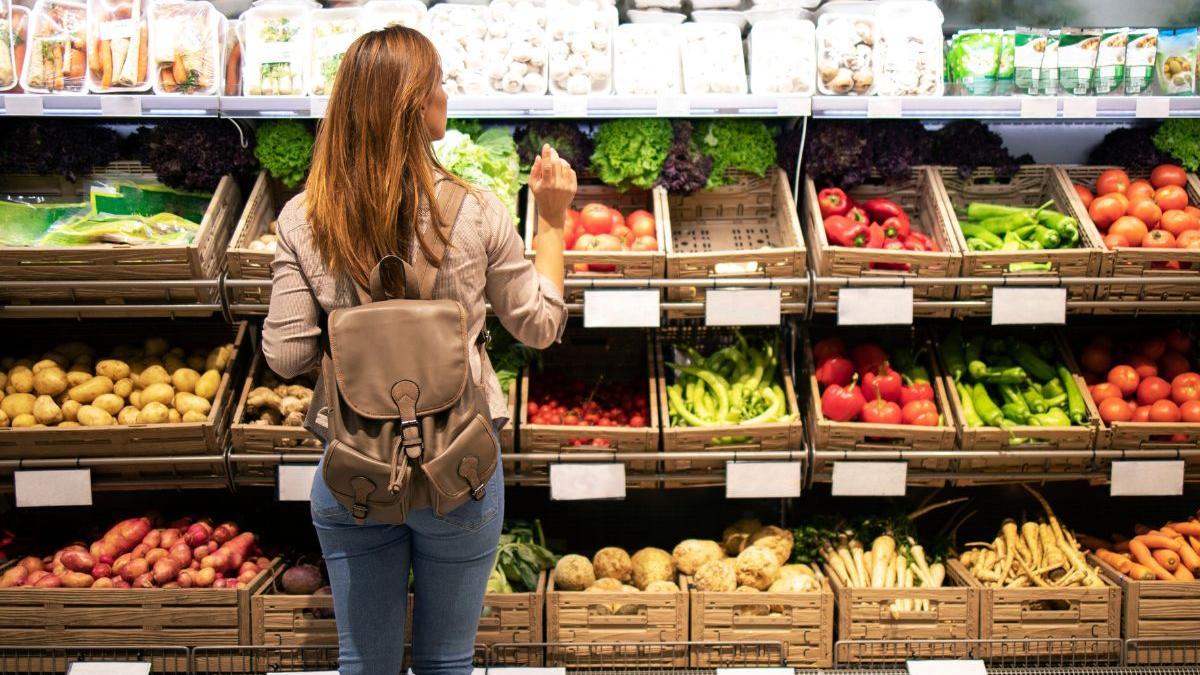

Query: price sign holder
277,464,319,501
867,97,902,118
656,96,690,117
15,469,93,507
705,289,781,326
776,96,812,117
991,287,1066,325
1135,97,1171,118
583,290,659,328
310,97,329,118
550,463,626,501
837,287,914,325
717,668,795,675
1019,97,1058,118
831,462,907,497
100,95,142,116
68,663,151,675
908,660,987,675
726,462,802,499
552,95,589,117
1110,460,1185,496
1061,97,1099,119
489,669,565,675
5,94,44,115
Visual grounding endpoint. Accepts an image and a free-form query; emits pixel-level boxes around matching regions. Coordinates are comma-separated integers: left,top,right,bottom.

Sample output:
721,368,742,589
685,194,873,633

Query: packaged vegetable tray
21,0,87,94
7,5,28,93
239,1,308,96
150,0,222,95
804,167,960,318
933,165,1106,318
0,0,17,91
86,0,152,93
748,19,815,96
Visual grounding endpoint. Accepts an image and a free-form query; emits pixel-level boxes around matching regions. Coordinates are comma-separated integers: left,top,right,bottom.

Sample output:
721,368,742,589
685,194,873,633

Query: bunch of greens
590,118,673,190
515,121,592,173
1090,125,1177,168
0,119,122,182
803,121,873,188
696,119,777,189
1153,119,1200,171
486,318,541,393
869,121,933,182
132,120,259,192
930,121,1032,179
434,128,524,221
656,121,713,195
254,120,315,188
447,118,485,139
489,519,557,593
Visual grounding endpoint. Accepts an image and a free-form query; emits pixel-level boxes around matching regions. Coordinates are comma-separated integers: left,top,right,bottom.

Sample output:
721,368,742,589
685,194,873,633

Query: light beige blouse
262,187,568,421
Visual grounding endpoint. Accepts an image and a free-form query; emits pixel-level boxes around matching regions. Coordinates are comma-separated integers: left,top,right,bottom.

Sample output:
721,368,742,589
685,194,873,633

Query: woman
262,26,574,675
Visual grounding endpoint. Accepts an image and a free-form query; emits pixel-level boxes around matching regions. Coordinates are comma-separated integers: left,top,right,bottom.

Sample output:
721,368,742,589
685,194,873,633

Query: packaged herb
1058,28,1100,95
1124,29,1157,95
1014,27,1047,95
1039,30,1060,95
1093,28,1128,95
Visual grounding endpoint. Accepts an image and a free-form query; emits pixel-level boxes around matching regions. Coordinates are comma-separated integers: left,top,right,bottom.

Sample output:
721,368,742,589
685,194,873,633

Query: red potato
169,541,193,566
237,569,258,584
132,572,155,588
120,558,150,583
92,577,115,589
212,522,239,545
203,532,257,572
54,545,86,566
61,549,96,573
145,548,168,565
18,556,43,573
112,553,132,575
160,529,182,548
111,578,130,589
33,574,62,588
91,517,152,559
0,566,28,587
193,545,211,559
189,560,201,571
23,571,50,586
60,572,94,588
176,570,194,588
153,558,182,585
98,555,114,565
194,567,216,587
141,529,163,549
184,521,213,547
91,563,112,579
130,544,151,560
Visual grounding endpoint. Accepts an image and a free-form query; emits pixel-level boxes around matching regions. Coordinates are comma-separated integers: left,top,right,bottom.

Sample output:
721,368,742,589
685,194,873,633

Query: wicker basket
934,166,1105,318
803,168,961,318
1093,553,1200,664
658,326,802,486
664,169,806,317
524,183,666,304
0,162,240,311
1059,166,1200,308
226,172,302,310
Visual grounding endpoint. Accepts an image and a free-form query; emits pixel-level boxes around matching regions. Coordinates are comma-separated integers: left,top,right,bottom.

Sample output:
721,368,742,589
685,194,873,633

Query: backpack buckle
478,328,492,347
399,419,423,458
471,483,486,501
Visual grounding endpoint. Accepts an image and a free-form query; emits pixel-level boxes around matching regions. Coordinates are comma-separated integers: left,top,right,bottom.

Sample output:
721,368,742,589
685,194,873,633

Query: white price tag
867,97,902,118
100,95,142,117
1019,97,1058,118
726,462,802,499
837,287,914,326
550,463,626,501
776,96,811,117
1110,460,1185,497
583,290,659,328
552,95,588,117
4,94,44,115
310,97,329,118
831,462,907,497
991,287,1066,325
68,663,151,675
277,464,319,501
274,671,338,675
1135,97,1171,118
908,660,987,675
705,289,781,326
1061,97,1098,119
408,670,485,675
717,669,795,675
14,469,92,508
656,95,690,116
489,669,565,675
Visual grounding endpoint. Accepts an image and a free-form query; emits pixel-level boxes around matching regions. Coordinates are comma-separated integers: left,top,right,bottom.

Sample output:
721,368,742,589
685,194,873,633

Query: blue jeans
310,436,504,675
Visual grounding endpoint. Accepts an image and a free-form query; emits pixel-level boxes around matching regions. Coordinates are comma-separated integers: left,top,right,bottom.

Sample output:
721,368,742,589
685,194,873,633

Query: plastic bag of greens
947,29,1001,95
0,199,89,245
88,180,212,224
36,211,201,246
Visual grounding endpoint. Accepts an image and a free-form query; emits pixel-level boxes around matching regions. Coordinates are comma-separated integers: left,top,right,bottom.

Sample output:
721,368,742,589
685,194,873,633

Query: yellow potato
163,354,186,374
136,402,170,424
113,378,133,399
32,396,63,425
144,337,169,357
68,376,114,404
205,345,233,372
168,409,182,424
8,367,32,394
0,372,6,390
1,393,36,418
171,368,200,394
129,391,142,409
140,382,175,406
139,365,170,387
186,353,206,371
57,421,80,427
77,405,116,427
195,370,220,401
92,393,124,416
0,410,7,427
66,367,93,387
32,368,68,397
174,392,212,417
95,359,131,381
182,410,208,423
32,358,61,373
61,399,81,423
117,406,140,425
11,413,36,427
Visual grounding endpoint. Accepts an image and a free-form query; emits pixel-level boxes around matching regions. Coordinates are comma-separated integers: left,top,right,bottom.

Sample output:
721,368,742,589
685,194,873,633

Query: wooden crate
688,576,834,668
225,171,302,308
0,161,240,309
804,326,957,475
664,169,806,316
803,168,961,318
1060,166,1200,307
524,183,666,303
477,571,546,665
519,330,660,482
545,570,688,668
658,326,802,485
934,166,1105,318
950,559,1121,659
827,563,979,662
0,320,248,459
230,348,321,456
1092,553,1200,664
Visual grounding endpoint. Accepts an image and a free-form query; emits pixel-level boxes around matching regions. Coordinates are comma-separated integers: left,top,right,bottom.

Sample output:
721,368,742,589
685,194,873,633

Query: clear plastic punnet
7,4,27,92
815,9,874,95
21,0,88,93
150,0,223,95
360,0,425,32
0,0,16,91
87,0,153,92
308,6,360,96
547,0,614,95
239,0,309,96
679,21,745,95
873,0,942,96
482,0,547,95
424,2,487,95
613,21,680,95
748,18,814,95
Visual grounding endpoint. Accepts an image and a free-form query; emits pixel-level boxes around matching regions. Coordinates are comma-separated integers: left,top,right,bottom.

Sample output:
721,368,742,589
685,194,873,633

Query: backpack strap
410,180,469,301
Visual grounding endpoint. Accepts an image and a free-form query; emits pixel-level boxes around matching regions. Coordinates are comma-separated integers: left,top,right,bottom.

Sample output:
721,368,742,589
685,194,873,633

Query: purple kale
656,121,712,195
0,119,122,181
131,119,259,192
803,121,872,188
515,121,592,173
1090,125,1177,168
930,121,1032,179
869,121,932,183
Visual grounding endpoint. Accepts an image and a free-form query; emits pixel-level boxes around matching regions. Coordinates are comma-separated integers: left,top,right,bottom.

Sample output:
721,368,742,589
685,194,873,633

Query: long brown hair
306,26,460,289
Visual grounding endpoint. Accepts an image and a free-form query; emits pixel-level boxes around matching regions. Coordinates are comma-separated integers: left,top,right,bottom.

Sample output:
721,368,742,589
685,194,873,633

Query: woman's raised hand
528,143,578,229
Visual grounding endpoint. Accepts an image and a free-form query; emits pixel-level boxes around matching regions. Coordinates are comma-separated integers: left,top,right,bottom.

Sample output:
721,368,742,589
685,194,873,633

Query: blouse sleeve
262,206,323,379
481,192,568,350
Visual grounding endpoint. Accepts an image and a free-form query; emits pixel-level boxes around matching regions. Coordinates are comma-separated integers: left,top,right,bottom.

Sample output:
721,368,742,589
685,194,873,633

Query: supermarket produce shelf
0,94,220,117
811,95,1200,119
0,454,231,492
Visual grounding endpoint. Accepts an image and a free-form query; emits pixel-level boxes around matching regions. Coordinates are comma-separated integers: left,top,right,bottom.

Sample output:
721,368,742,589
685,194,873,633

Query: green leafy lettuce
589,118,673,190
253,120,315,188
1154,119,1200,172
696,119,777,189
433,128,524,221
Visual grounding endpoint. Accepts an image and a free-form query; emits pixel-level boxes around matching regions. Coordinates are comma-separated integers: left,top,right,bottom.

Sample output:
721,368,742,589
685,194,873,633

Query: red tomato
1104,233,1131,249
813,337,846,363
1080,342,1112,373
1137,376,1172,405
1159,351,1191,380
1150,399,1182,423
580,203,613,235
1133,405,1152,422
901,399,939,426
1099,397,1133,423
627,210,656,239
609,208,625,231
1073,183,1093,208
1159,210,1197,238
1171,372,1200,404
1128,354,1159,379
1110,216,1149,246
610,223,633,247
1151,164,1189,189
1108,365,1141,396
630,235,658,252
1095,169,1130,195
1090,382,1123,402
1140,336,1168,360
1128,199,1162,227
1155,185,1189,212
1126,180,1156,204
1165,327,1192,354
1089,195,1126,230
587,233,623,251
1181,400,1200,423
1178,230,1200,249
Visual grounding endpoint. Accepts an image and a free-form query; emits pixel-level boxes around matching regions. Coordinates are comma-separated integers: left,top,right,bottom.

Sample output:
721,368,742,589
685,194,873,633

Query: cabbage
434,128,524,221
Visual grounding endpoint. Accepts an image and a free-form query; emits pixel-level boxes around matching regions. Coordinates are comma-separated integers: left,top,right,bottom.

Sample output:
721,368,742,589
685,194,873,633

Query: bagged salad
309,7,360,96
1057,28,1100,95
1124,28,1157,95
21,0,88,93
150,0,222,95
947,29,1000,95
1092,28,1127,95
240,1,309,96
1156,27,1196,95
1013,27,1046,95
87,0,151,92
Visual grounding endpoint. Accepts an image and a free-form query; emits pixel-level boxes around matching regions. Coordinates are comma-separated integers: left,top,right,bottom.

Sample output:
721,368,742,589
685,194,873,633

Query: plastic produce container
482,0,548,95
547,0,615,95
21,0,88,94
613,22,681,95
87,0,153,92
874,0,942,96
679,22,745,95
424,3,487,95
749,18,814,95
0,0,18,92
239,2,310,96
149,0,224,96
308,7,361,96
360,0,425,32
815,10,875,95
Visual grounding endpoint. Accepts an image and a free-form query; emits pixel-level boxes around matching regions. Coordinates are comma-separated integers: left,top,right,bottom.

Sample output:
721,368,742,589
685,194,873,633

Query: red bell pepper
861,397,903,424
817,188,851,218
865,223,885,248
863,364,903,403
816,356,855,388
862,198,910,230
847,206,870,225
881,216,910,240
824,215,869,247
820,377,866,422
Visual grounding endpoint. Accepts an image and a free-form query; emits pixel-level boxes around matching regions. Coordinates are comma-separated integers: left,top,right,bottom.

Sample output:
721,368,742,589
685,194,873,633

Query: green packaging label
1039,30,1060,95
997,30,1016,94
1014,28,1046,94
949,29,1002,95
1125,29,1157,94
1093,28,1128,95
1058,29,1100,95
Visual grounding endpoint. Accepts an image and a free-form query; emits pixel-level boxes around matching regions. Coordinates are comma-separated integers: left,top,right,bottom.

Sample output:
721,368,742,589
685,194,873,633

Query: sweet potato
91,562,112,579
0,566,28,587
91,517,151,559
120,558,149,582
23,570,50,586
60,549,96,573
153,558,182,585
160,528,181,548
33,574,62,588
18,556,43,573
185,521,213,547
145,548,168,565
202,532,256,572
60,572,94,588
212,522,239,545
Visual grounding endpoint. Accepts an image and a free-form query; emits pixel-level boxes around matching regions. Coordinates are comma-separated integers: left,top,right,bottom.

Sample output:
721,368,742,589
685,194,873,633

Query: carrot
1096,549,1129,571
160,65,176,92
1135,534,1181,551
136,23,147,84
1174,565,1194,581
1152,527,1181,538
1190,536,1200,556
172,52,186,87
1177,538,1200,575
1130,539,1176,581
1153,548,1180,572
90,32,102,77
1169,521,1200,538
68,48,85,79
1126,563,1156,581
224,40,240,96
1114,539,1132,553
100,39,112,88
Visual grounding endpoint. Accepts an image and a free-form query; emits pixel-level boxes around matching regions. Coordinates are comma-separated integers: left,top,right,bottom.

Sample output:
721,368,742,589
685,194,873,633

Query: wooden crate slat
1093,552,1200,663
226,172,303,306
